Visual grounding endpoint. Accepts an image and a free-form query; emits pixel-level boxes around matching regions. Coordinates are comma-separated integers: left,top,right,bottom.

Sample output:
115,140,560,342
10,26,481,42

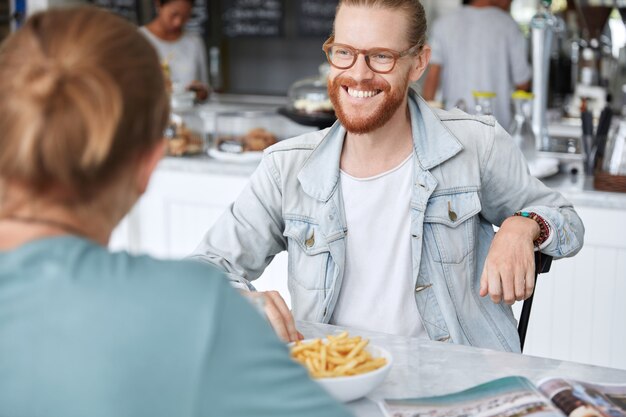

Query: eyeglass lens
327,45,396,73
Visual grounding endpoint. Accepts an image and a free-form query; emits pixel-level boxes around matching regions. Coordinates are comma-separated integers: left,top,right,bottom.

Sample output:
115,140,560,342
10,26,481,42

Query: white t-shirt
330,154,427,338
139,27,209,88
429,6,531,128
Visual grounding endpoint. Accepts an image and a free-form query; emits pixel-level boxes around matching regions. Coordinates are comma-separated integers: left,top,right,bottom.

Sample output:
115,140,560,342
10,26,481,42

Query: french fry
346,339,368,359
289,332,387,378
327,331,348,342
305,357,315,373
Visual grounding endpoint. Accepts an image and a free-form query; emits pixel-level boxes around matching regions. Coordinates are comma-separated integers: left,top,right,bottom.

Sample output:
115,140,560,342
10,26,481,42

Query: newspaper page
537,378,626,417
380,376,563,417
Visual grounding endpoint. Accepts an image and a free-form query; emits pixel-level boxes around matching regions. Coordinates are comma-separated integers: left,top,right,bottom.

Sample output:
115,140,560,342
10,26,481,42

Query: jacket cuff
518,206,561,254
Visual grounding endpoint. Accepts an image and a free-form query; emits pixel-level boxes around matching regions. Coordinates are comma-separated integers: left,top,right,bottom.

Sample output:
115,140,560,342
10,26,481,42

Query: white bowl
290,340,393,403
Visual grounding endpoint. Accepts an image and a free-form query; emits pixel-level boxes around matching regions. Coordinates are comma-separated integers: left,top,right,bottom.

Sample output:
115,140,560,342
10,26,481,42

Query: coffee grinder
569,0,614,118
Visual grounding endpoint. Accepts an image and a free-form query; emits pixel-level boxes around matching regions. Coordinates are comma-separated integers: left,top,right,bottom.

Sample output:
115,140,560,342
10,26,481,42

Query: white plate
528,157,559,179
208,148,263,163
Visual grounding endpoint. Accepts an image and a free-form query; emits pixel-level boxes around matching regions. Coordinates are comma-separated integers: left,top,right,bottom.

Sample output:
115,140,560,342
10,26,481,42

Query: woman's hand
243,290,304,343
187,80,209,101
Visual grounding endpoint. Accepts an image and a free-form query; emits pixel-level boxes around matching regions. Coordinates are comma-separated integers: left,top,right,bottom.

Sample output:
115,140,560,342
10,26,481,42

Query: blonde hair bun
0,7,169,200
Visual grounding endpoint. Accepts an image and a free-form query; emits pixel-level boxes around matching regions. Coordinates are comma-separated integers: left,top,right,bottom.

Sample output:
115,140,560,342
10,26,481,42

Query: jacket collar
298,89,463,202
409,90,464,170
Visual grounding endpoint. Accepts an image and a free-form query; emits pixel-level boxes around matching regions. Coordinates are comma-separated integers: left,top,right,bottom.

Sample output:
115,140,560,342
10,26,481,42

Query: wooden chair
517,251,553,352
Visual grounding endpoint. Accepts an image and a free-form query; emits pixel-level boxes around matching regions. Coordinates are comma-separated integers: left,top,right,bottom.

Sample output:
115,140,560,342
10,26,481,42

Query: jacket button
448,201,458,222
305,232,315,247
415,283,432,293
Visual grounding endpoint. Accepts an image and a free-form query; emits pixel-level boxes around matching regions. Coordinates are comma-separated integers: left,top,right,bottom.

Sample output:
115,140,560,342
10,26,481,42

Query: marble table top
297,321,626,416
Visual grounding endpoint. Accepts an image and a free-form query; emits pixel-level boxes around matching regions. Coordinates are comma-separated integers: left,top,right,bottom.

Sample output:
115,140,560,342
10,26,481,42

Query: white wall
422,0,461,35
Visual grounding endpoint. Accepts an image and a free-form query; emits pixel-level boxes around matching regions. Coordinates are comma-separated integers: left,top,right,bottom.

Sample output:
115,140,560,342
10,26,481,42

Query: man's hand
480,216,540,304
243,291,304,343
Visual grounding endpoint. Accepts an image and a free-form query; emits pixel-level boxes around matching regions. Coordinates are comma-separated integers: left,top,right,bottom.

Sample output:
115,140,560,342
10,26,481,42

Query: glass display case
214,110,280,154
209,109,314,162
164,100,207,157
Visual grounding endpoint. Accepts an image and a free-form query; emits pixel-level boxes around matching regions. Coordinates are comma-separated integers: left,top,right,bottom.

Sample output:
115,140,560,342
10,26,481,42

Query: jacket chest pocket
423,191,481,264
284,220,331,290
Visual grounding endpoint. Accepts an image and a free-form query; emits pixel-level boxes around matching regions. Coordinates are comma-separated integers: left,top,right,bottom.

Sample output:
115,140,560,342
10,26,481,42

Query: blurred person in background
0,8,350,417
140,0,209,100
422,0,531,127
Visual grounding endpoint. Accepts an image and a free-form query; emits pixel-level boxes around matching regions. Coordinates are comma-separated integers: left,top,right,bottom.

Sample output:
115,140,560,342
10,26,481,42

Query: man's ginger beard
328,72,408,135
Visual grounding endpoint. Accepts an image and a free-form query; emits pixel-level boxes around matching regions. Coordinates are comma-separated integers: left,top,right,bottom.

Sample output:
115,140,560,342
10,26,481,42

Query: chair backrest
517,251,553,352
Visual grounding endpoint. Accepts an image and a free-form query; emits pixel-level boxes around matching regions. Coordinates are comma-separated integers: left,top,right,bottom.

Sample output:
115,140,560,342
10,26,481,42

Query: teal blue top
0,236,350,417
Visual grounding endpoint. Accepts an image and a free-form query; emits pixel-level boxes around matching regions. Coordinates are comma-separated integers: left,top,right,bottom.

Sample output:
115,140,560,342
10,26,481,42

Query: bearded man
191,0,584,353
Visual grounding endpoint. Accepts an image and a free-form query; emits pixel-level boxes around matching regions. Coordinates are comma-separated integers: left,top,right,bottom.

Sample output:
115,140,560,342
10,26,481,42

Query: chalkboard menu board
89,0,140,24
221,0,284,38
185,0,210,36
297,0,338,37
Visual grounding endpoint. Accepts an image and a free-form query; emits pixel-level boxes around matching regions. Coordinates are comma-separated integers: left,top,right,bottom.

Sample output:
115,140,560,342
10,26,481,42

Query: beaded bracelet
514,211,550,248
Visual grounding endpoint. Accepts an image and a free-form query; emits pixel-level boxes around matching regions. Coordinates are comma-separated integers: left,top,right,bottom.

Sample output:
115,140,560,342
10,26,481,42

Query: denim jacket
191,90,584,352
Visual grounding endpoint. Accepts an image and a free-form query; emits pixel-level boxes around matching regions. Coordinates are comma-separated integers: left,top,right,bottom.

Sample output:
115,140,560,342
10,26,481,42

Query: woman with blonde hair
0,8,349,417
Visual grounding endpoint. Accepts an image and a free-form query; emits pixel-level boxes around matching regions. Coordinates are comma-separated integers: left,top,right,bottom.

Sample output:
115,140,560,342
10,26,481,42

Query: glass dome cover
288,63,334,114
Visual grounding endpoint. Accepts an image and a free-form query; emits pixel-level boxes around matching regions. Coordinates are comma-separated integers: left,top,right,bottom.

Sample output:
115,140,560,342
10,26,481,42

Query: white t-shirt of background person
139,27,209,89
429,6,531,128
330,154,427,338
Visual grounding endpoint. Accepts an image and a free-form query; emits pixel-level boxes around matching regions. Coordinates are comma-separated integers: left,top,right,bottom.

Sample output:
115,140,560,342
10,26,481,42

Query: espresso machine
568,0,614,118
617,5,626,112
531,0,562,152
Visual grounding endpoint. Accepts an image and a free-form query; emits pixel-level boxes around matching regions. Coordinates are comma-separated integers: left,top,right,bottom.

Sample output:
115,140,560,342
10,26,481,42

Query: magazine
379,376,626,417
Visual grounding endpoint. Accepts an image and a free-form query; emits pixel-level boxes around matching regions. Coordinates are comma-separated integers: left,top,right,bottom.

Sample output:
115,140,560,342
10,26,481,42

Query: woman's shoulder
94,244,236,319
137,26,164,49
137,25,156,40
63,237,230,297
4,235,233,315
179,32,205,47
114,248,227,289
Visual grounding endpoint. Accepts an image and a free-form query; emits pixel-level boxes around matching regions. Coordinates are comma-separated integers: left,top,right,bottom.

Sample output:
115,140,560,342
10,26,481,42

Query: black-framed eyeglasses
322,37,421,74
